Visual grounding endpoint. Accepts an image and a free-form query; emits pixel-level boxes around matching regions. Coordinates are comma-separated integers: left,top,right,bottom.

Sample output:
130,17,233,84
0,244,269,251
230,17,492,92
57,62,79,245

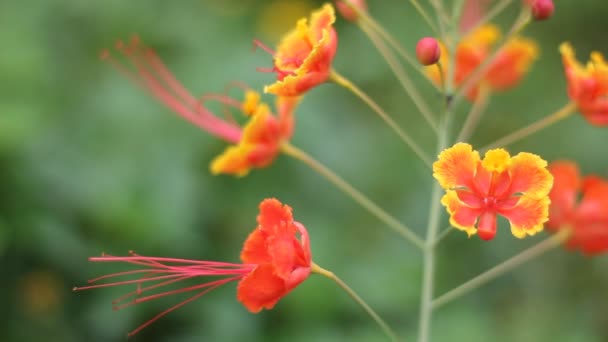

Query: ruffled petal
237,264,286,313
486,36,538,90
257,198,295,234
433,143,480,189
441,191,481,237
499,195,550,238
508,152,553,197
240,228,271,265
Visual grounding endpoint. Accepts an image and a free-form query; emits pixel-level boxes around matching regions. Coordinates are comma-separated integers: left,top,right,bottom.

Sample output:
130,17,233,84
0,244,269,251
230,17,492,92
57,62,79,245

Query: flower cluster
77,1,608,339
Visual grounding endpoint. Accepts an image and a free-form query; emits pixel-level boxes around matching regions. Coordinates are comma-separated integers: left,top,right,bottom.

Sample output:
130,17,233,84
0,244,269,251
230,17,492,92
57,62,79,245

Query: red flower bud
335,0,367,22
530,0,554,21
416,37,441,66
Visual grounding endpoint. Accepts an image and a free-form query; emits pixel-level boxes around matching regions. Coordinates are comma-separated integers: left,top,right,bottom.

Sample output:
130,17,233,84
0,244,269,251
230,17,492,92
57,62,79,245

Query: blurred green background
2,0,607,341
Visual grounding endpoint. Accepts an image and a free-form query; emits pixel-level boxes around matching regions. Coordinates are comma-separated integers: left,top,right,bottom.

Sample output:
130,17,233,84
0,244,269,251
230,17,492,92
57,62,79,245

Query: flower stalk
281,142,425,249
330,70,433,168
432,228,571,309
481,101,577,151
311,263,402,342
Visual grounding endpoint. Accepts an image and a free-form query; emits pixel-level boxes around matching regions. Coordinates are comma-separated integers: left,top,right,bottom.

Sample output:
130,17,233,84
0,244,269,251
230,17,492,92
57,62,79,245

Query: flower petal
508,152,553,198
441,191,480,237
257,198,295,234
433,143,480,189
240,228,271,265
499,195,550,238
547,161,581,229
237,264,286,313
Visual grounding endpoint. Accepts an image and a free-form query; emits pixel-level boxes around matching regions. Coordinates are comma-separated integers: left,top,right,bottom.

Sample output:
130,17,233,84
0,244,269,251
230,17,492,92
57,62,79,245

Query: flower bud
416,37,441,66
335,0,367,22
530,0,554,21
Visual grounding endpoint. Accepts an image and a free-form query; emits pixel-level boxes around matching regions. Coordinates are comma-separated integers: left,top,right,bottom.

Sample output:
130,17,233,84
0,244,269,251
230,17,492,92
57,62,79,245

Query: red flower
102,37,299,176
74,198,312,336
433,143,553,240
260,4,338,96
547,161,608,255
560,42,608,126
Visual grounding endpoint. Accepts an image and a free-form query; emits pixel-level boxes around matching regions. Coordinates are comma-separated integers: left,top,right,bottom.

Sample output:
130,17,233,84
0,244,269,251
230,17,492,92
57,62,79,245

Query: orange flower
427,25,538,100
101,37,299,177
559,42,608,126
210,92,299,176
74,198,312,336
433,143,553,240
261,4,337,96
547,161,608,255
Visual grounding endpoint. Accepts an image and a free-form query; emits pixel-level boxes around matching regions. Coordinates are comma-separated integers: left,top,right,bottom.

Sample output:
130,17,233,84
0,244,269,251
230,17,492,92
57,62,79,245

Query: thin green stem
330,70,433,168
350,9,440,90
481,102,577,151
456,85,491,143
312,263,402,342
408,0,440,33
432,229,571,309
462,0,516,37
451,9,531,109
281,142,425,250
417,183,442,342
417,13,460,341
359,21,439,133
428,0,449,40
432,225,454,247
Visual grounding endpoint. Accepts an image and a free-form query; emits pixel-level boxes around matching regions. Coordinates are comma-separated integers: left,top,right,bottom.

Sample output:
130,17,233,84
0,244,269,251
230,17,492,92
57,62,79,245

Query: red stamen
126,283,224,337
100,36,242,144
252,39,276,56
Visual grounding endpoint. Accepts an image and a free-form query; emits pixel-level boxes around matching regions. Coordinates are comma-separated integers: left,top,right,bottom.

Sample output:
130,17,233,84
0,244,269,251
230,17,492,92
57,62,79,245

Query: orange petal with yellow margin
499,195,549,238
508,152,553,198
441,191,480,237
433,143,480,189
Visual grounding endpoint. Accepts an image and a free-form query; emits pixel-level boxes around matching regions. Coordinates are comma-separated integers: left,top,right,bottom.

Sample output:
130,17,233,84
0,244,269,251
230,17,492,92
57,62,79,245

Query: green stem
432,229,571,309
408,0,439,33
330,70,433,168
281,143,425,250
348,8,440,90
481,102,577,151
432,225,454,247
359,21,439,133
417,183,442,342
417,13,460,341
312,263,402,342
455,85,491,143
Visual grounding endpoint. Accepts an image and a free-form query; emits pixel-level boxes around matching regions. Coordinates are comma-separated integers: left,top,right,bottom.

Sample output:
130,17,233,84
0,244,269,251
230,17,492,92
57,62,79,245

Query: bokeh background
2,0,607,341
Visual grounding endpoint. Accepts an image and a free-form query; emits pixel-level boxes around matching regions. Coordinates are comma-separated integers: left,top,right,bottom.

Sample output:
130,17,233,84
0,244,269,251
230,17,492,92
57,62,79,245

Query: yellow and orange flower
433,143,553,240
210,92,299,177
263,4,337,96
559,42,608,126
547,161,608,255
427,24,538,100
102,37,299,177
74,198,313,336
